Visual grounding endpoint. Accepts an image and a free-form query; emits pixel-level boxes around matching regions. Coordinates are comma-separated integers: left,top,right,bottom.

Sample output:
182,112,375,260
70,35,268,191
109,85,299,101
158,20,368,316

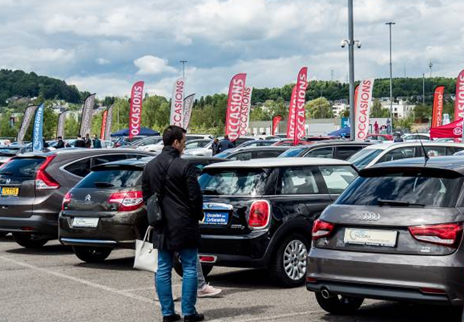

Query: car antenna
416,130,429,165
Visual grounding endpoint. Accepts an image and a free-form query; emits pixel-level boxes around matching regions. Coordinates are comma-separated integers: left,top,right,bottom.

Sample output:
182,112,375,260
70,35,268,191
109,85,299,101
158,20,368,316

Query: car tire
270,233,309,288
315,292,364,315
72,246,112,263
12,233,49,248
173,257,213,278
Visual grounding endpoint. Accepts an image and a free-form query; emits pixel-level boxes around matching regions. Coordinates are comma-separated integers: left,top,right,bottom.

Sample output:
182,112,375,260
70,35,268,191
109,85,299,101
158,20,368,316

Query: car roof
303,140,373,148
92,155,226,169
361,156,464,176
362,142,464,151
205,157,352,169
17,148,154,158
230,146,290,153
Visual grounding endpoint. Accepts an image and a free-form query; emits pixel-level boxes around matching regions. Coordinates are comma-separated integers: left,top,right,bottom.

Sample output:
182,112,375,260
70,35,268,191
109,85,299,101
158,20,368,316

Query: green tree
305,97,333,119
370,99,390,118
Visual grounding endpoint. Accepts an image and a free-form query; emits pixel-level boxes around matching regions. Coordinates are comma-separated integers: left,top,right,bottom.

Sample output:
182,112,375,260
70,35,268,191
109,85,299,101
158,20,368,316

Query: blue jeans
155,248,198,316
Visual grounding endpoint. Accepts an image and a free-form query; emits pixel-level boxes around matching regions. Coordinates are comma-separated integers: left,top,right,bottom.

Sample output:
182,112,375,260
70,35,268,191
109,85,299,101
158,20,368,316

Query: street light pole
348,0,355,140
429,62,433,78
180,60,187,78
386,22,395,134
422,73,425,104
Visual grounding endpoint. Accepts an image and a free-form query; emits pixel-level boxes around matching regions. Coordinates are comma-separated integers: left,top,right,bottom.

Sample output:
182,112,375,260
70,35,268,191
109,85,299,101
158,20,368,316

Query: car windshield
347,148,383,169
336,173,463,208
75,169,142,188
278,147,305,157
199,169,267,195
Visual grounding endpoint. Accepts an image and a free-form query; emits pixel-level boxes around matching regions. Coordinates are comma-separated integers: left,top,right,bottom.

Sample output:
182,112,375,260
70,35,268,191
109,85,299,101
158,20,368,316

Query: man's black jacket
142,146,204,251
75,139,86,148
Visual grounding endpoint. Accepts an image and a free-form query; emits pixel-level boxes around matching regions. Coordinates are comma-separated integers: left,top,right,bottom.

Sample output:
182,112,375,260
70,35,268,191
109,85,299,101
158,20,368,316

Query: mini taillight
35,156,60,190
419,287,447,295
108,191,144,212
409,223,463,248
312,219,335,240
62,191,72,211
248,200,270,229
199,256,217,263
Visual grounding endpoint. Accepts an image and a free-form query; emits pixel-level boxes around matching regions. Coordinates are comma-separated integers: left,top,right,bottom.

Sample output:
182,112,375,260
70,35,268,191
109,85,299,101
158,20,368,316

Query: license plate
72,217,99,228
344,228,397,248
1,187,19,196
202,212,229,225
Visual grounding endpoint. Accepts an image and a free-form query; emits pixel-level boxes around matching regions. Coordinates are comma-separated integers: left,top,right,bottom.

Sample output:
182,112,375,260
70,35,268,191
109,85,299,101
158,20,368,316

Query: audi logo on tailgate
357,212,381,221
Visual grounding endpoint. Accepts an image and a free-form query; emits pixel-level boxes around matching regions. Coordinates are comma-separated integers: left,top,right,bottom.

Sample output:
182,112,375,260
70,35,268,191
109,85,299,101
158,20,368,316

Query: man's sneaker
184,313,205,322
163,313,181,322
197,283,222,298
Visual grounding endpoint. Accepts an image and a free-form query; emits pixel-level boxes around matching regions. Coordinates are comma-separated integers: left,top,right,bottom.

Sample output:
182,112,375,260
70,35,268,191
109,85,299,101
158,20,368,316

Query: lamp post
429,61,433,78
422,73,425,104
180,60,187,78
386,22,395,134
342,0,361,140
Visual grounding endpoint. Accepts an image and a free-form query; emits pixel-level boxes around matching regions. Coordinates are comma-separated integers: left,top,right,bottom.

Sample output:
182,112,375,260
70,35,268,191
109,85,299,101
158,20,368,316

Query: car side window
92,154,128,167
379,147,415,163
305,147,333,159
319,165,357,194
280,167,320,194
229,152,252,161
449,147,464,155
336,146,363,160
255,150,282,158
64,158,92,177
424,146,446,157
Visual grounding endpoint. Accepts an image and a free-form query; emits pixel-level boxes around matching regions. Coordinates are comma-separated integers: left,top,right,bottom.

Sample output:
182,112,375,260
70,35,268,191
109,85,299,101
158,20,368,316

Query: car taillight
108,191,144,212
409,223,463,248
35,156,60,190
248,200,270,229
62,191,72,211
312,219,335,240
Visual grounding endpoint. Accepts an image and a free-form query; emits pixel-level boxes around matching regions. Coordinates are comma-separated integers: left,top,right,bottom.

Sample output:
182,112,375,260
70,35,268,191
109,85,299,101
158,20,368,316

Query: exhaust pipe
321,288,332,299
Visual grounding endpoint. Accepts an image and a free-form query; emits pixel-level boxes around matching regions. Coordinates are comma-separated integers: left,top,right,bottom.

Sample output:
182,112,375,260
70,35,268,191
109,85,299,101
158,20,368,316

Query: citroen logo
357,212,381,221
84,194,92,202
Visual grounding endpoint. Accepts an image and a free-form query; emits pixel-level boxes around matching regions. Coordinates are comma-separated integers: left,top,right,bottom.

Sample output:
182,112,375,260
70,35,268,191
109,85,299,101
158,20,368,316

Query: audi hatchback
307,156,464,314
198,158,358,287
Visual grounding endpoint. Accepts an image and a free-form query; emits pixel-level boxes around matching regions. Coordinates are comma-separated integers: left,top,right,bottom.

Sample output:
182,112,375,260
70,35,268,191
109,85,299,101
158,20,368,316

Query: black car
279,141,373,159
197,158,358,287
59,156,226,263
0,148,154,247
216,146,290,160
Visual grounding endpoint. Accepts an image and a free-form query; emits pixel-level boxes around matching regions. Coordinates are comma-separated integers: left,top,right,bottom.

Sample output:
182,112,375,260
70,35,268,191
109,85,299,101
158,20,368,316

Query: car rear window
336,173,463,208
279,147,305,157
347,148,383,169
75,169,142,188
199,169,267,195
0,158,45,178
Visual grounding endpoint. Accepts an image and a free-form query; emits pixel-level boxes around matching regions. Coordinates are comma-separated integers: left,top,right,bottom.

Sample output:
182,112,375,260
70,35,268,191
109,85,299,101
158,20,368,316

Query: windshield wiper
202,189,220,195
94,182,114,188
377,199,425,207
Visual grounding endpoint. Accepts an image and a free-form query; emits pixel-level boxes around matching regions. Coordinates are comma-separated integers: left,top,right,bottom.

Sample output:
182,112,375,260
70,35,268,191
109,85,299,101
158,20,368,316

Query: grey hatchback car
307,156,464,314
0,148,153,247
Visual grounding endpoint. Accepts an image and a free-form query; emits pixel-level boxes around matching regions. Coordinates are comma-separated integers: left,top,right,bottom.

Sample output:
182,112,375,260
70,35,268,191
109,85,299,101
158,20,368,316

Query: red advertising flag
454,69,464,120
432,86,445,128
354,85,359,115
225,73,247,142
272,115,283,135
430,118,463,139
129,81,144,139
355,79,375,140
286,85,297,138
293,67,308,145
101,110,108,139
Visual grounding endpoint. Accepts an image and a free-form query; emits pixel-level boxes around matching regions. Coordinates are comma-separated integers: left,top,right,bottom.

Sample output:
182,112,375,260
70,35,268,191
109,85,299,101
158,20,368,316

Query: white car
401,133,431,142
348,142,464,170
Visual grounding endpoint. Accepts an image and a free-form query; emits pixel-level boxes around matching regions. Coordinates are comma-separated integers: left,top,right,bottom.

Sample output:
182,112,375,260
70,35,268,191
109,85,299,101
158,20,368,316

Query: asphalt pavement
0,234,461,322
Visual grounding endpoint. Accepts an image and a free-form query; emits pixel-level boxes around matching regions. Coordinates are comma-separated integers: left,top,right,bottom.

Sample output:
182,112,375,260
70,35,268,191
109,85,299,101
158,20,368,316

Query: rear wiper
202,189,219,195
377,199,425,207
94,182,114,188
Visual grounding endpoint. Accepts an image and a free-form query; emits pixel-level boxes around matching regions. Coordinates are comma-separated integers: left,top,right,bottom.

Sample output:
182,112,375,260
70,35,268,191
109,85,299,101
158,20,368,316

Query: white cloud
134,56,177,75
96,58,110,65
66,74,132,98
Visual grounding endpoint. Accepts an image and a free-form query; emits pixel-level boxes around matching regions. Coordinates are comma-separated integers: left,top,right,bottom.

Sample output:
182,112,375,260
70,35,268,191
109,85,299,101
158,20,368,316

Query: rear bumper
307,247,464,306
0,215,58,237
199,230,271,268
59,211,147,249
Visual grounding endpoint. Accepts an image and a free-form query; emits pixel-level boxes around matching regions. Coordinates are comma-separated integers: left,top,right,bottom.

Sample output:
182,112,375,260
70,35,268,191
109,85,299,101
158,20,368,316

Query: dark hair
77,135,82,138
57,136,62,140
224,134,229,140
163,125,186,146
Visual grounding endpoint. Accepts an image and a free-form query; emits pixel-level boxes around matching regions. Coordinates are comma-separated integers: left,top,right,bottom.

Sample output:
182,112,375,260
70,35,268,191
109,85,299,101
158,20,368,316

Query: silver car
307,156,464,314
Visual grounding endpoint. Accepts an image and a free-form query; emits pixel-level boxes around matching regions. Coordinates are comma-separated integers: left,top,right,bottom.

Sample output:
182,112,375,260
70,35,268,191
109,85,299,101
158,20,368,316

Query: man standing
211,138,219,156
75,135,86,148
92,134,102,148
84,133,92,148
142,125,205,322
217,135,234,153
55,137,65,149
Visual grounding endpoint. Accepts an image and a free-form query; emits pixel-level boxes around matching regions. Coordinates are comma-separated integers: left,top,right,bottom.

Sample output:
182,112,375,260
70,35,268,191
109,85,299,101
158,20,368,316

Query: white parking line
0,255,154,304
236,310,319,322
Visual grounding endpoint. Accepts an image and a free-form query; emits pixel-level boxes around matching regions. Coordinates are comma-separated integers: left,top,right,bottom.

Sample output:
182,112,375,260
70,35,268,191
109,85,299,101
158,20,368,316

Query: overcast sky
1,0,463,99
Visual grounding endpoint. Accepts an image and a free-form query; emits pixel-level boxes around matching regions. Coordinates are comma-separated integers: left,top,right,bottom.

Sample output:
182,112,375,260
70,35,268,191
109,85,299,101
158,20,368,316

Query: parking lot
0,235,461,322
